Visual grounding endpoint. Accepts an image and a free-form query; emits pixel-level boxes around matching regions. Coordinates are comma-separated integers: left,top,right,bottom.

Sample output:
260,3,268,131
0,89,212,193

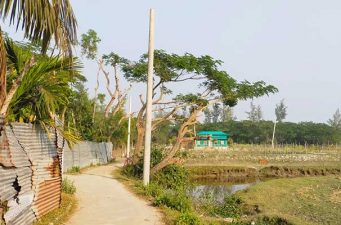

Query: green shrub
153,164,189,190
140,182,163,198
154,191,191,212
122,148,165,178
62,178,76,195
67,166,80,174
121,164,143,178
175,212,201,225
197,193,243,218
214,195,243,218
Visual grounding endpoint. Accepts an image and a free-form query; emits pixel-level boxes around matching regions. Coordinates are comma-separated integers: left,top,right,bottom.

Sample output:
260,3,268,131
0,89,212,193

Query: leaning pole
143,8,155,186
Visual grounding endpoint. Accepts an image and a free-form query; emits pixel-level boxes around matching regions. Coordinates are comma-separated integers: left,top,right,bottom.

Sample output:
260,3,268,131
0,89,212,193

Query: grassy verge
33,193,77,225
237,176,341,225
65,160,116,175
33,178,77,225
116,164,296,225
116,148,341,224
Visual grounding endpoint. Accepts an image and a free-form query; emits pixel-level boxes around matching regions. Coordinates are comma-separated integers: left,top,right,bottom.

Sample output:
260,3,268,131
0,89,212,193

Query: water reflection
188,177,259,202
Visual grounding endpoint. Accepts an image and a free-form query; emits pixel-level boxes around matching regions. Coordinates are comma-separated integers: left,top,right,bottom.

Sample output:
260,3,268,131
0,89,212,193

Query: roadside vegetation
237,176,341,225
120,148,318,225
33,178,77,225
1,2,340,224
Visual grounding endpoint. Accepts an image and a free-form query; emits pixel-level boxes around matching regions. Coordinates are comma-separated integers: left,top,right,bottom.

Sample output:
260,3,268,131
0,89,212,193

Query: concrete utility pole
143,8,155,186
272,120,277,149
126,96,132,158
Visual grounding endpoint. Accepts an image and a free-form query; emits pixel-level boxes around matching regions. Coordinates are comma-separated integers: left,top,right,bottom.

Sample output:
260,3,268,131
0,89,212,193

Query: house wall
194,138,228,149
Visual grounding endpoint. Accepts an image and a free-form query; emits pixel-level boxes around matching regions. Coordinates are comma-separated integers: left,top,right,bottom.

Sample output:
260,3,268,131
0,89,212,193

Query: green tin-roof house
194,131,229,149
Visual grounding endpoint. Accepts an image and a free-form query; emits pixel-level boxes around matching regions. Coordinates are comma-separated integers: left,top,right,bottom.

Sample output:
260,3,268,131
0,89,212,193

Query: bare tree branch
92,60,101,122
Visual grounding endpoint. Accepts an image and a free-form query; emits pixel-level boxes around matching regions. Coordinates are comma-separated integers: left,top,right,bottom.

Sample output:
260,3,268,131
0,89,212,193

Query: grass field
185,144,341,168
237,176,341,225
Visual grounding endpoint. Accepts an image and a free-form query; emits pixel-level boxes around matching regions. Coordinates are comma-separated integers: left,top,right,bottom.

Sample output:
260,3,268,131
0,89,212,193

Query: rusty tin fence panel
0,123,63,225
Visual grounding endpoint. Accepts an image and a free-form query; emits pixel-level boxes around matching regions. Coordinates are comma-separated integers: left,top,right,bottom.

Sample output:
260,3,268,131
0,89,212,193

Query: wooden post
126,96,132,158
143,9,155,186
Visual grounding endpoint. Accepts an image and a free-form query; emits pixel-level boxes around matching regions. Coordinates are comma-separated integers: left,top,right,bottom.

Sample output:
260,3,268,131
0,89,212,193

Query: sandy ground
64,164,163,225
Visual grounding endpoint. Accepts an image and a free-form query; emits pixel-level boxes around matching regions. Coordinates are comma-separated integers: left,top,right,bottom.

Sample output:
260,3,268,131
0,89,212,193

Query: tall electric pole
143,8,155,186
126,96,132,158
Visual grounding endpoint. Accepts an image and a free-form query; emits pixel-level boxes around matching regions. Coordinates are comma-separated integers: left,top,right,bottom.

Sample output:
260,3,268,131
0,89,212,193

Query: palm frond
0,0,77,54
4,40,82,122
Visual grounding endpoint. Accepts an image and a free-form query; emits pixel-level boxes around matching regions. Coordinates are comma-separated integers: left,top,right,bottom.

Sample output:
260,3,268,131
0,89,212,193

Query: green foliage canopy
123,50,278,109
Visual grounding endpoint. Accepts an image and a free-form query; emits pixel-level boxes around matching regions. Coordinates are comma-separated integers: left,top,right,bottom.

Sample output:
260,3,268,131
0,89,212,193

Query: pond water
188,177,260,202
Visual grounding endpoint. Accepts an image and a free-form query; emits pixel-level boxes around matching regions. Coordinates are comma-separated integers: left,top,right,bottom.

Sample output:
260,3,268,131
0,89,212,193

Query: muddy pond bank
186,164,341,179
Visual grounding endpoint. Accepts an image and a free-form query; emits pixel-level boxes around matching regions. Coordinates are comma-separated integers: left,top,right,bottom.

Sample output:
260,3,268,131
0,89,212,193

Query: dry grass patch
33,193,77,225
238,176,341,225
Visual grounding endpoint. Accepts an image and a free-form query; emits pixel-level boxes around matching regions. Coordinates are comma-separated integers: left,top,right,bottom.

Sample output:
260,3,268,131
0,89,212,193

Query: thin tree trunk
92,61,101,123
0,29,7,109
0,57,35,116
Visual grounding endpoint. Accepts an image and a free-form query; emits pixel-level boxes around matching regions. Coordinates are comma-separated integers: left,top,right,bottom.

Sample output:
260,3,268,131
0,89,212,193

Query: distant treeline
199,121,341,145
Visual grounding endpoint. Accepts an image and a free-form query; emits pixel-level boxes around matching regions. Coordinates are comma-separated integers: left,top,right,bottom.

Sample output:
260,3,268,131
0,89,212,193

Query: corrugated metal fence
0,123,64,225
0,122,114,224
63,141,113,172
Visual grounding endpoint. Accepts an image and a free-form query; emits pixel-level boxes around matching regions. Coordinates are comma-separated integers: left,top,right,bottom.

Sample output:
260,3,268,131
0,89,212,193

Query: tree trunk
0,57,35,116
92,61,101,123
133,124,145,162
150,106,204,175
132,99,146,161
150,140,182,175
0,30,7,109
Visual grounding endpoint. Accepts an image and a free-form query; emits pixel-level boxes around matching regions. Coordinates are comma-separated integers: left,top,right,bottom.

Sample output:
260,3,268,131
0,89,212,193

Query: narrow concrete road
65,164,162,225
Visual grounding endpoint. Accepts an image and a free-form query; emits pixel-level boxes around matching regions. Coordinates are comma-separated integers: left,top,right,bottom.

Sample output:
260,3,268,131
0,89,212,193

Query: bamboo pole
143,9,155,186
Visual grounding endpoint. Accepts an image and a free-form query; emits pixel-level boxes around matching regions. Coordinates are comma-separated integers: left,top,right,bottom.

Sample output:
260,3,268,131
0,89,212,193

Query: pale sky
4,0,341,122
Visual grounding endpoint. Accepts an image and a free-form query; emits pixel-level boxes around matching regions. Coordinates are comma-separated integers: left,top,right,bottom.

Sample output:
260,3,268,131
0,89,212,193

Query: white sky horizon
2,0,341,123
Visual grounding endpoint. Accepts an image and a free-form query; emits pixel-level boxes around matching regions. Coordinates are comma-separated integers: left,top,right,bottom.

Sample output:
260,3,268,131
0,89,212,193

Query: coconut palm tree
4,39,83,144
0,0,78,114
5,39,82,121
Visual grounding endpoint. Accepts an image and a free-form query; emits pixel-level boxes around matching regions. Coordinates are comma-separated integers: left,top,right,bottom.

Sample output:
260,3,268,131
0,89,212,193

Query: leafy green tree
211,103,221,123
122,50,277,173
80,29,101,60
80,29,101,122
3,39,83,145
65,83,94,140
203,108,212,123
275,99,287,122
246,102,262,122
221,104,235,122
81,29,130,120
327,108,341,130
5,40,83,121
0,0,78,112
199,120,341,145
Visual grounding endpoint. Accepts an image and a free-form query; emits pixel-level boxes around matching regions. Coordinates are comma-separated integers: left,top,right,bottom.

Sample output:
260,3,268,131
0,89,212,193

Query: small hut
194,130,229,149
